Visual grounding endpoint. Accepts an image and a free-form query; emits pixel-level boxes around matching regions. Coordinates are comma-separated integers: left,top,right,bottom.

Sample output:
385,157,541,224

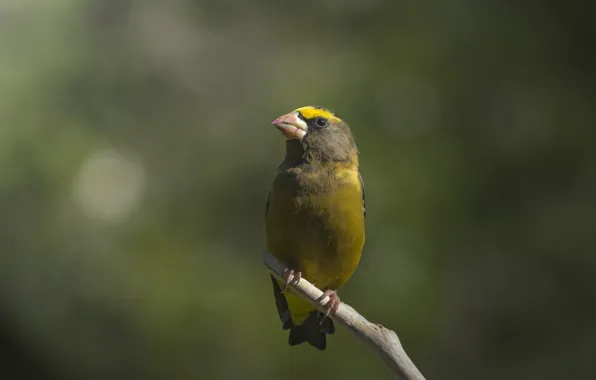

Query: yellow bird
265,105,366,350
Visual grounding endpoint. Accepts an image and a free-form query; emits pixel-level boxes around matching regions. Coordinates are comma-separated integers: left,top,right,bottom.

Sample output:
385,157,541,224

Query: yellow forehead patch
293,106,341,122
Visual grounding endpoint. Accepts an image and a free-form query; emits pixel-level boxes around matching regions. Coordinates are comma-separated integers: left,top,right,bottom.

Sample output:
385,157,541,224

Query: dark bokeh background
1,1,594,379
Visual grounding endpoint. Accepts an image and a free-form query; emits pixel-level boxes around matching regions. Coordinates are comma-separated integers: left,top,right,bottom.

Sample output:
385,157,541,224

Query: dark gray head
272,105,358,163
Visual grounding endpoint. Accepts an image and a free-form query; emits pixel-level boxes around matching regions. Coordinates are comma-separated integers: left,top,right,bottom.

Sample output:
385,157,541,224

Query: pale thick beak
272,111,308,140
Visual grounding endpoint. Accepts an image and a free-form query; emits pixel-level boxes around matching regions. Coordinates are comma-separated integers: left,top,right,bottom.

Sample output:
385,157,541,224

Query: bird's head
272,105,358,163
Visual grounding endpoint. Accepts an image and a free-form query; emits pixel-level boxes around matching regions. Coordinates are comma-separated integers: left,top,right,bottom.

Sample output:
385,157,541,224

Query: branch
263,251,426,380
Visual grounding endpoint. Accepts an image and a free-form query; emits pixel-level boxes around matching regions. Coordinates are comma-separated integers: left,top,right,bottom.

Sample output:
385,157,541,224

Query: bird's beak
272,111,307,140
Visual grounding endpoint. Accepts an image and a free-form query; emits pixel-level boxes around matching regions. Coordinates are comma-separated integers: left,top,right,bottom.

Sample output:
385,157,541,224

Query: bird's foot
317,289,340,321
280,268,302,293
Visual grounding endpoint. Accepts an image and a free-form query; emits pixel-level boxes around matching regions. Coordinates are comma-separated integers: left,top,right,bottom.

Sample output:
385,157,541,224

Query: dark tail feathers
288,311,335,351
270,275,335,350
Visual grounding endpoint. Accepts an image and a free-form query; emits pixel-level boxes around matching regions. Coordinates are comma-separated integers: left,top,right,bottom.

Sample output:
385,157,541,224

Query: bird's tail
288,311,335,351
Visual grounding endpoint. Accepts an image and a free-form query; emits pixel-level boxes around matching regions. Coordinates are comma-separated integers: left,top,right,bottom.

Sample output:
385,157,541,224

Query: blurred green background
1,1,595,379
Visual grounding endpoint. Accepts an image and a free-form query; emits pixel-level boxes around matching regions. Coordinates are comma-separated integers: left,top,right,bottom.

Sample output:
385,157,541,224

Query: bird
265,105,366,350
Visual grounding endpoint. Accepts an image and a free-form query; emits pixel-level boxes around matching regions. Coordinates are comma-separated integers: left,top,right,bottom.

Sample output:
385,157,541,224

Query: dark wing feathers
267,193,293,330
265,191,271,219
270,275,293,330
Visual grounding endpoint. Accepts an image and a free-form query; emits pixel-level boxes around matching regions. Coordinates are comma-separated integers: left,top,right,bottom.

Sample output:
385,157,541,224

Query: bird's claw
317,289,340,322
280,268,302,293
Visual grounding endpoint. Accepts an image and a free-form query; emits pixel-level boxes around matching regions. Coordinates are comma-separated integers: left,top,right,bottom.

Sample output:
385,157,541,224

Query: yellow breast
265,164,365,290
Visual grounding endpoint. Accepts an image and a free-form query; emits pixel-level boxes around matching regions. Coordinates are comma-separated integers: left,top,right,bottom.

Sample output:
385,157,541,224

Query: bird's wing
270,275,294,329
358,172,366,219
265,190,294,329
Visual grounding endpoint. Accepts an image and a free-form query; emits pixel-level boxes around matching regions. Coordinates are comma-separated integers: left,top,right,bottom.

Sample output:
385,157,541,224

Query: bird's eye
315,117,328,127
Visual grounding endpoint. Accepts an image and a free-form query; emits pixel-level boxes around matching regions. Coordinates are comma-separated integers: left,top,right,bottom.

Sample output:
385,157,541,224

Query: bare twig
263,250,426,380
